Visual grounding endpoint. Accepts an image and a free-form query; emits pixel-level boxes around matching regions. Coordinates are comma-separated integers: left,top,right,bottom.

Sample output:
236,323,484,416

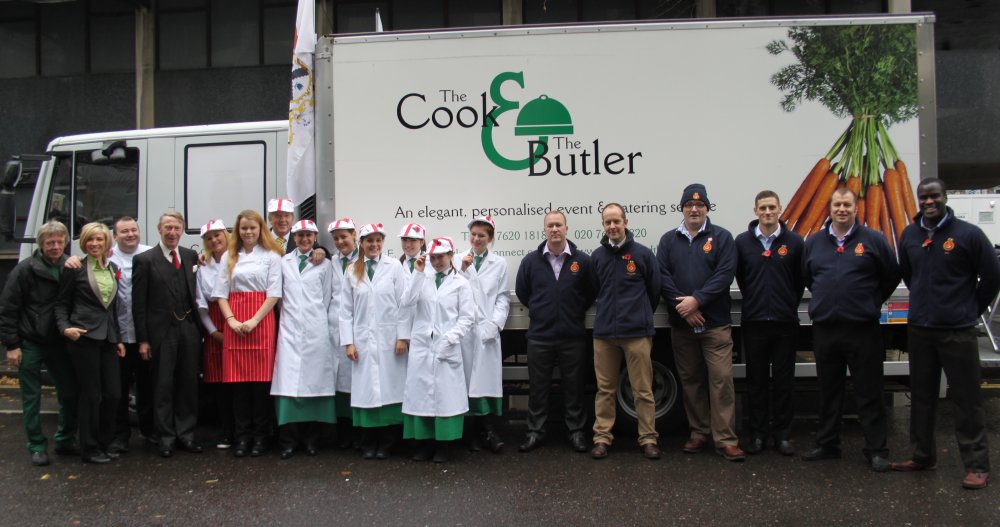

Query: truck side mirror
0,160,22,240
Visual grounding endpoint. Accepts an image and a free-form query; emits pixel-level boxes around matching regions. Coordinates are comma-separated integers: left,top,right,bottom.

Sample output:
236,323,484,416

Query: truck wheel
614,360,683,435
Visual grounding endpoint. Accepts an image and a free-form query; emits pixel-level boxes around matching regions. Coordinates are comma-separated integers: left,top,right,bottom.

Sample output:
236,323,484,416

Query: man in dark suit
132,211,204,458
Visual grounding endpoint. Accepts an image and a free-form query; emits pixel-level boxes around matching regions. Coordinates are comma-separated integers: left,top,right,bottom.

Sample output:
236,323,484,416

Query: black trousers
69,337,121,456
908,326,990,472
115,342,154,442
151,318,202,447
232,382,271,444
813,321,888,458
279,422,321,450
742,321,798,441
525,337,588,438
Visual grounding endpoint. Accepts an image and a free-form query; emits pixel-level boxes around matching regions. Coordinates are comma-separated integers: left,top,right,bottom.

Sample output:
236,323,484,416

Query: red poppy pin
703,237,713,253
114,269,122,281
943,238,955,252
777,245,788,257
622,253,632,261
854,243,865,256
762,249,772,258
922,238,933,249
569,261,580,273
626,261,637,273
836,246,845,254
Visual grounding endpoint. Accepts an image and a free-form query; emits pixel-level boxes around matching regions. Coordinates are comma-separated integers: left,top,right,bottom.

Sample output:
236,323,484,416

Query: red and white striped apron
202,301,226,383
222,291,277,383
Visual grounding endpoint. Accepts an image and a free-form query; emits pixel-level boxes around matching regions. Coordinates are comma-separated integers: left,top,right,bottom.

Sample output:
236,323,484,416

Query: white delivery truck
1,13,937,430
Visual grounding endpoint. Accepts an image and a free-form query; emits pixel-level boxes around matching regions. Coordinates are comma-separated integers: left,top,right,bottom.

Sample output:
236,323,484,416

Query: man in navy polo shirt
890,178,1000,490
800,187,900,472
735,190,805,456
515,210,594,453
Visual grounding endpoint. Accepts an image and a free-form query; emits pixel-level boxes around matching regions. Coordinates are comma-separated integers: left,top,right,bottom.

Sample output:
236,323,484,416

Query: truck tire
613,359,684,435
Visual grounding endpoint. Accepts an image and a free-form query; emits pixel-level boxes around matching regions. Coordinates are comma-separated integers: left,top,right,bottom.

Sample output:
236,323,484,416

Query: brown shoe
642,444,662,460
717,445,746,462
890,459,936,472
962,471,990,490
682,437,707,454
590,442,610,460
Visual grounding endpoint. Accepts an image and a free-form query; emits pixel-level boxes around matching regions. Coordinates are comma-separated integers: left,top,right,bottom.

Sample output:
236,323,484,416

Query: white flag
375,8,384,32
286,0,317,204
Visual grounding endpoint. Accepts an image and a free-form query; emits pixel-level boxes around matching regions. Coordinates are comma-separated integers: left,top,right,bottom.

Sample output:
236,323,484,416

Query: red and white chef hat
397,223,426,240
467,215,496,231
428,237,455,255
357,223,385,239
327,217,356,232
290,220,319,234
267,198,295,214
199,219,227,238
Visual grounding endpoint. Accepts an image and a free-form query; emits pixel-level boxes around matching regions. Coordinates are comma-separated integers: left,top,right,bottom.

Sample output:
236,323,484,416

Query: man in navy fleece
800,187,900,472
657,183,744,462
890,178,1000,490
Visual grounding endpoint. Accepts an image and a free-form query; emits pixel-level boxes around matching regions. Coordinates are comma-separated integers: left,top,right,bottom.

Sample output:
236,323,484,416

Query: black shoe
304,443,319,456
233,441,250,458
82,452,112,464
31,451,50,467
775,440,796,456
216,436,233,449
250,441,268,457
158,447,173,458
800,447,841,461
104,450,121,460
870,455,891,473
54,445,80,456
412,441,434,462
484,430,504,453
375,442,394,460
280,448,296,460
518,435,542,453
569,432,588,453
144,435,160,446
178,440,203,454
107,439,129,454
468,436,484,452
432,446,449,464
745,437,765,455
361,444,377,459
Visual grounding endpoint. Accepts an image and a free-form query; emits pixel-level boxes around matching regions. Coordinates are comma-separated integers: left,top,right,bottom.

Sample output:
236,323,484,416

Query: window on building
40,2,86,76
263,1,296,65
335,1,390,33
449,0,501,27
392,0,445,30
90,0,135,73
213,0,261,67
158,0,209,70
0,19,36,79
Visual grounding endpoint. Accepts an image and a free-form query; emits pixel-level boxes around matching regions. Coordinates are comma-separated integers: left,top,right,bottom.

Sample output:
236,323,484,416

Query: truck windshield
45,148,139,238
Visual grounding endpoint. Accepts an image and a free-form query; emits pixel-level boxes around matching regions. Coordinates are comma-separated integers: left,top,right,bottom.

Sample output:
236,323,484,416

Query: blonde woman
211,209,283,458
195,219,234,449
54,222,126,464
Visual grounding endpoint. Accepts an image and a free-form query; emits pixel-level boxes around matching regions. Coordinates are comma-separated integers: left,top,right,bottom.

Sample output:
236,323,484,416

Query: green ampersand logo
481,72,549,171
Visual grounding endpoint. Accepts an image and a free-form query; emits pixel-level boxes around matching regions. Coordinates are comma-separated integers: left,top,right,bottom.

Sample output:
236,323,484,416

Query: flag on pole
375,8,384,32
286,0,317,204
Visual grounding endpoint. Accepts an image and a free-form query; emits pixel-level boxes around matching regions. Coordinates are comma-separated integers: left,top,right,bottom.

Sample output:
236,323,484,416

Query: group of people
2,178,997,488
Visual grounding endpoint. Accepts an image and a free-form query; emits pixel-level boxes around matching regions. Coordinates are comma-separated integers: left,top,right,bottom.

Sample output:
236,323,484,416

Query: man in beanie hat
657,183,745,462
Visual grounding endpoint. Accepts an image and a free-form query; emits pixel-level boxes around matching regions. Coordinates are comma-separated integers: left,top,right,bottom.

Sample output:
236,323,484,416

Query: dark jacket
657,218,736,328
0,249,68,348
590,230,660,339
54,258,122,343
899,207,1000,328
132,245,202,345
735,220,805,323
802,221,901,323
515,240,595,341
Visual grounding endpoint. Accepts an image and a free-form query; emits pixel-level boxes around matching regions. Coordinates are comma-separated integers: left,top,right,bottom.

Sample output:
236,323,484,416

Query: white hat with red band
428,237,455,255
357,223,385,238
467,215,496,230
290,219,319,234
267,198,295,214
199,219,227,238
397,223,426,240
327,217,357,232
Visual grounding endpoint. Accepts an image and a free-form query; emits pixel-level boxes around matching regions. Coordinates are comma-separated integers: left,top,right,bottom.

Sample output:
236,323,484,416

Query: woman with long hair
339,223,410,459
195,219,234,449
211,209,283,458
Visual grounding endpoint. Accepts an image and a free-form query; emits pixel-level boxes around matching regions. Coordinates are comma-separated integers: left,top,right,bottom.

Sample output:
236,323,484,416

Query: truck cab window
45,148,139,238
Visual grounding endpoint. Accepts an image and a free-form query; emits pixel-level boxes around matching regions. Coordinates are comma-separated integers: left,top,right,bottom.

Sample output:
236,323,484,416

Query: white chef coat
455,249,510,398
109,243,152,344
211,244,282,300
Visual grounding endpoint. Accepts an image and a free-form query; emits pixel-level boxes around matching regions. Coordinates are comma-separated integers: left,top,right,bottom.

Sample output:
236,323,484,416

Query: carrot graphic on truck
768,25,919,249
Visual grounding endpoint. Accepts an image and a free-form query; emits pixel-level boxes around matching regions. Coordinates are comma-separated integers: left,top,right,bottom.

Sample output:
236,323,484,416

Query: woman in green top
54,222,126,464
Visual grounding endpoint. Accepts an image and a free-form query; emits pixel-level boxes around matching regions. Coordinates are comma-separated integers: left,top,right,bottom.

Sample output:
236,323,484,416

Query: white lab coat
271,251,336,397
339,256,411,408
455,250,510,398
400,269,473,417
327,254,354,393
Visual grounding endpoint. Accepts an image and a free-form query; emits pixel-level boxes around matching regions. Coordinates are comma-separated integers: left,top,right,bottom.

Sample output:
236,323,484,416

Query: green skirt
335,392,352,421
352,403,404,428
402,414,464,441
467,397,503,417
274,396,337,426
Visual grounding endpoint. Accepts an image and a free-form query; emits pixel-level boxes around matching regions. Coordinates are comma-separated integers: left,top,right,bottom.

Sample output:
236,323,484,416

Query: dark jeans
69,337,121,456
908,326,990,472
526,337,588,438
742,321,798,441
813,322,888,459
115,342,154,442
150,319,201,447
232,382,271,444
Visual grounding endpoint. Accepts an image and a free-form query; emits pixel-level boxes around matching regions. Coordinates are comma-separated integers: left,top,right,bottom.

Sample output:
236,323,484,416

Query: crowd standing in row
2,179,997,488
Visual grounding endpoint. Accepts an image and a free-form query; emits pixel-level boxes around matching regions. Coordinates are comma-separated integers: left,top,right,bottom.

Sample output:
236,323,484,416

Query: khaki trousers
592,337,658,446
671,325,738,447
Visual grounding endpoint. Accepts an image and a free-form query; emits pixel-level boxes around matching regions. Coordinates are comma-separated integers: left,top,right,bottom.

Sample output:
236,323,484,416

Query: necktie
171,250,180,270
474,254,483,271
408,258,415,273
278,237,286,246
366,260,375,280
298,254,308,273
341,256,349,272
435,271,446,289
